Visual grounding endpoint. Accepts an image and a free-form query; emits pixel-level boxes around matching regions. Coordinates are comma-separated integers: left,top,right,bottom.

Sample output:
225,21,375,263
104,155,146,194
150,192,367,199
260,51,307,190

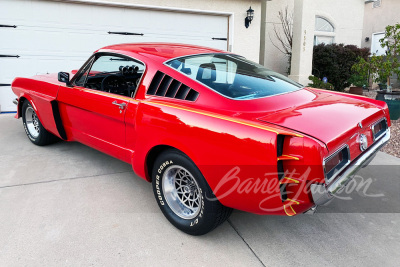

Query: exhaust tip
304,206,317,215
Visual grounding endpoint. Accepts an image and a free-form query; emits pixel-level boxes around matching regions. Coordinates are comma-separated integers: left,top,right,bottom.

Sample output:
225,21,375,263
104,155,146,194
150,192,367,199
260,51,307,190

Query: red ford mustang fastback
11,43,391,235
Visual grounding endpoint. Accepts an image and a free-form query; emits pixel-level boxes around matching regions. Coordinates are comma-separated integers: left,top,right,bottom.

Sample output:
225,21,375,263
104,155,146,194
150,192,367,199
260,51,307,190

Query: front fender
11,77,61,138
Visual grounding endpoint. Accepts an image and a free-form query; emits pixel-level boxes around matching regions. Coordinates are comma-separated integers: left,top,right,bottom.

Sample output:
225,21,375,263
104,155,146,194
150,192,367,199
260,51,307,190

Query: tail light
371,118,388,142
323,145,350,183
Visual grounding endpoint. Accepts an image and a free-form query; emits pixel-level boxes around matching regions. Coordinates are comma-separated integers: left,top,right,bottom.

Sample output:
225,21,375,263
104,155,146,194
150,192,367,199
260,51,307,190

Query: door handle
112,101,126,110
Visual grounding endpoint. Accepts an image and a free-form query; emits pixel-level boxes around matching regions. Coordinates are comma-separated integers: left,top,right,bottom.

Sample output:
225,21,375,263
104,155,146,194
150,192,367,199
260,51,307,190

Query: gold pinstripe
279,177,300,184
287,198,300,205
277,155,300,161
284,198,300,216
147,100,304,137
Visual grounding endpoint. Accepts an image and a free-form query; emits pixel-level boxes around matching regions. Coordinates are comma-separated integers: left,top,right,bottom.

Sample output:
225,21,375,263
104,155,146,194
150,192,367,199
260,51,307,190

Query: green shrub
307,75,334,90
348,73,368,88
312,44,370,91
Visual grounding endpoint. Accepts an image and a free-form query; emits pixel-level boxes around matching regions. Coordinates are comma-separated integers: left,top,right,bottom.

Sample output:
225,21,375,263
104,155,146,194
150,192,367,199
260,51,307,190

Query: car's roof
97,43,229,63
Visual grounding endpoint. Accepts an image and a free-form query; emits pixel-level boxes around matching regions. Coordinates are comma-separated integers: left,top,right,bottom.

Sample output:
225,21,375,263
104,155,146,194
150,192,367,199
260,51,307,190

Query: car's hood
254,89,384,151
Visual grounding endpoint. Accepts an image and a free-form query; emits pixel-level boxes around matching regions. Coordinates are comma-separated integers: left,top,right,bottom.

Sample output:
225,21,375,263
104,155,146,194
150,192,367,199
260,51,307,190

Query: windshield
166,54,302,100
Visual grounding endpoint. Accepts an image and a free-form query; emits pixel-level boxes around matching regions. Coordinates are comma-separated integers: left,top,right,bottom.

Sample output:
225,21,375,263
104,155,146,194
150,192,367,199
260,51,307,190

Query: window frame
371,32,387,56
314,16,335,46
314,35,335,46
315,16,335,33
69,52,147,99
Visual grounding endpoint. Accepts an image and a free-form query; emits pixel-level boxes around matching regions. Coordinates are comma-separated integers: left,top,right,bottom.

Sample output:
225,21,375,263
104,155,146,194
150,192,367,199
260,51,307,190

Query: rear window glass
166,54,302,100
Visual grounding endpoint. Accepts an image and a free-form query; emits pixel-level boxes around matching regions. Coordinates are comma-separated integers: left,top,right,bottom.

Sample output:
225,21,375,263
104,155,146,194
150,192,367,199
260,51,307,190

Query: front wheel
152,149,232,235
21,100,58,146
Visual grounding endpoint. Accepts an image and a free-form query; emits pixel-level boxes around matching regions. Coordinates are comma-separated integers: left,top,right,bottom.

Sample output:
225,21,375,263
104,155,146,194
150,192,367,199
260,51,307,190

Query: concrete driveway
1,114,399,266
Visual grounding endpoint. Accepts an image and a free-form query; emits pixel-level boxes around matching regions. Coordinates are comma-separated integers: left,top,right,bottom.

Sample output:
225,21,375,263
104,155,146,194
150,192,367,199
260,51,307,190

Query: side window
167,54,301,99
74,54,145,97
213,59,237,84
173,56,213,80
169,55,237,87
89,55,144,74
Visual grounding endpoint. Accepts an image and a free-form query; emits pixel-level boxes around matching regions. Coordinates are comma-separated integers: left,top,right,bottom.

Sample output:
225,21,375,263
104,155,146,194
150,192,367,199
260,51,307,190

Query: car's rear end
309,114,390,208
254,89,391,214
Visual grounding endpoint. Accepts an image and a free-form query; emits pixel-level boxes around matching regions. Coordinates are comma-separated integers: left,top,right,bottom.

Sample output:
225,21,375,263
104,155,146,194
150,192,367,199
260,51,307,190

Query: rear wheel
21,100,58,146
152,149,232,235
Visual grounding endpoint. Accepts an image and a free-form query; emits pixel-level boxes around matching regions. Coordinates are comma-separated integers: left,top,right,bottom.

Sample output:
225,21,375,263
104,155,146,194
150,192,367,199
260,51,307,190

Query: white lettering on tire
190,188,204,227
156,161,173,206
158,160,173,174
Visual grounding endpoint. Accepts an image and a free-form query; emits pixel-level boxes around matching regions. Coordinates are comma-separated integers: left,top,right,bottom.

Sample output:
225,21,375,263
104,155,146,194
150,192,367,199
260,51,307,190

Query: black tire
152,149,232,235
21,100,58,146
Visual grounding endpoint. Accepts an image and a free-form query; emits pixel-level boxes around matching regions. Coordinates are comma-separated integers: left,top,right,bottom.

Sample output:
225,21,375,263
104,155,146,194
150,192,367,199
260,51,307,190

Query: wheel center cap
183,186,191,193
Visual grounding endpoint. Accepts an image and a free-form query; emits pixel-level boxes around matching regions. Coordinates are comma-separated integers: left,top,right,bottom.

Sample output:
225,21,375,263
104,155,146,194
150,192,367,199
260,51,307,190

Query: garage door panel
1,28,91,56
143,11,227,39
1,56,86,81
0,0,229,112
0,0,28,22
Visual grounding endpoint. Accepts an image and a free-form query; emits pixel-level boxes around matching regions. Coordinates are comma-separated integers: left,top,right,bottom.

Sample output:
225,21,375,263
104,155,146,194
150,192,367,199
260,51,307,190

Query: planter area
364,90,400,158
349,86,364,95
376,90,400,120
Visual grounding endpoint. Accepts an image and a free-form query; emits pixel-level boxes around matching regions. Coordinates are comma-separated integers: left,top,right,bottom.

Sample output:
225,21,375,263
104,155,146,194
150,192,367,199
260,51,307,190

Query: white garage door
0,0,229,112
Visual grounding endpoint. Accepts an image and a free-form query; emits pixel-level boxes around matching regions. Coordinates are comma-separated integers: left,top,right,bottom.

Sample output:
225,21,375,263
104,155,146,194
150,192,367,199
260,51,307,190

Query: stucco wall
314,0,364,47
261,0,293,75
62,0,262,63
262,0,365,77
362,0,400,49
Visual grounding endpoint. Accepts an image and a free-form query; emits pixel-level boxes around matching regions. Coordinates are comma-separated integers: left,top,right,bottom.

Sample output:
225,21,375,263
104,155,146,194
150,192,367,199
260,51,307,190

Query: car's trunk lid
256,90,384,151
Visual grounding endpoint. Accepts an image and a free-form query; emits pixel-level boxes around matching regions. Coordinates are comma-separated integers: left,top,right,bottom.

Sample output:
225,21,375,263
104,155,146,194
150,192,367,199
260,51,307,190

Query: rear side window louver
147,71,199,101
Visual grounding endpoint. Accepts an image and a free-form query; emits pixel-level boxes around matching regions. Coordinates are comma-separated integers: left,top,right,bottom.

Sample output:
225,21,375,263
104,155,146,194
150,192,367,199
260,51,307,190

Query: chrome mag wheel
162,165,202,219
25,106,40,138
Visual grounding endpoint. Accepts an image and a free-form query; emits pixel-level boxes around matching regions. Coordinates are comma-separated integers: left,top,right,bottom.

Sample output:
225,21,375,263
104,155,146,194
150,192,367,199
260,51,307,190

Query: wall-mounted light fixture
365,37,370,42
245,6,254,28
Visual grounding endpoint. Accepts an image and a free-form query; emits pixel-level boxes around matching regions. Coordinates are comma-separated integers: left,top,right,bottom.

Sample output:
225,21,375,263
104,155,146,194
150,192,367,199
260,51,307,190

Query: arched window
314,17,335,45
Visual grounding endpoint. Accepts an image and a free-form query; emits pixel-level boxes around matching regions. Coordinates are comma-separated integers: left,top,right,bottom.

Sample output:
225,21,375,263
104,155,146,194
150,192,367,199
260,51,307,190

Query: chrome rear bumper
310,128,391,206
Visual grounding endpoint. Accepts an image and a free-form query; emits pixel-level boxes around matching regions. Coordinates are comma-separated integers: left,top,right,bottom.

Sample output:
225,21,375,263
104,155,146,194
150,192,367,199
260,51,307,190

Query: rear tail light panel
371,118,388,142
323,145,350,183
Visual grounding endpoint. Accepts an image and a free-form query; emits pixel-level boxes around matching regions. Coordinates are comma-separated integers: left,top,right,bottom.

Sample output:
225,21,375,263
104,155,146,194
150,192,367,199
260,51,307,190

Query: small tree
380,23,400,85
353,23,400,88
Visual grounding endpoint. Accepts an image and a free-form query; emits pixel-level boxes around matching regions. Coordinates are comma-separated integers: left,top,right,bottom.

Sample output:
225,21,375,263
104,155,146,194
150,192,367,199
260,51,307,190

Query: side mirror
58,72,70,85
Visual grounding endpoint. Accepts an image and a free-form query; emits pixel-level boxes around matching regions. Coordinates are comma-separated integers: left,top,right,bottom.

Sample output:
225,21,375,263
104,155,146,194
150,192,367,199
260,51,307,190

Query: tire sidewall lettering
155,174,164,205
158,160,173,174
155,160,174,206
190,188,204,227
